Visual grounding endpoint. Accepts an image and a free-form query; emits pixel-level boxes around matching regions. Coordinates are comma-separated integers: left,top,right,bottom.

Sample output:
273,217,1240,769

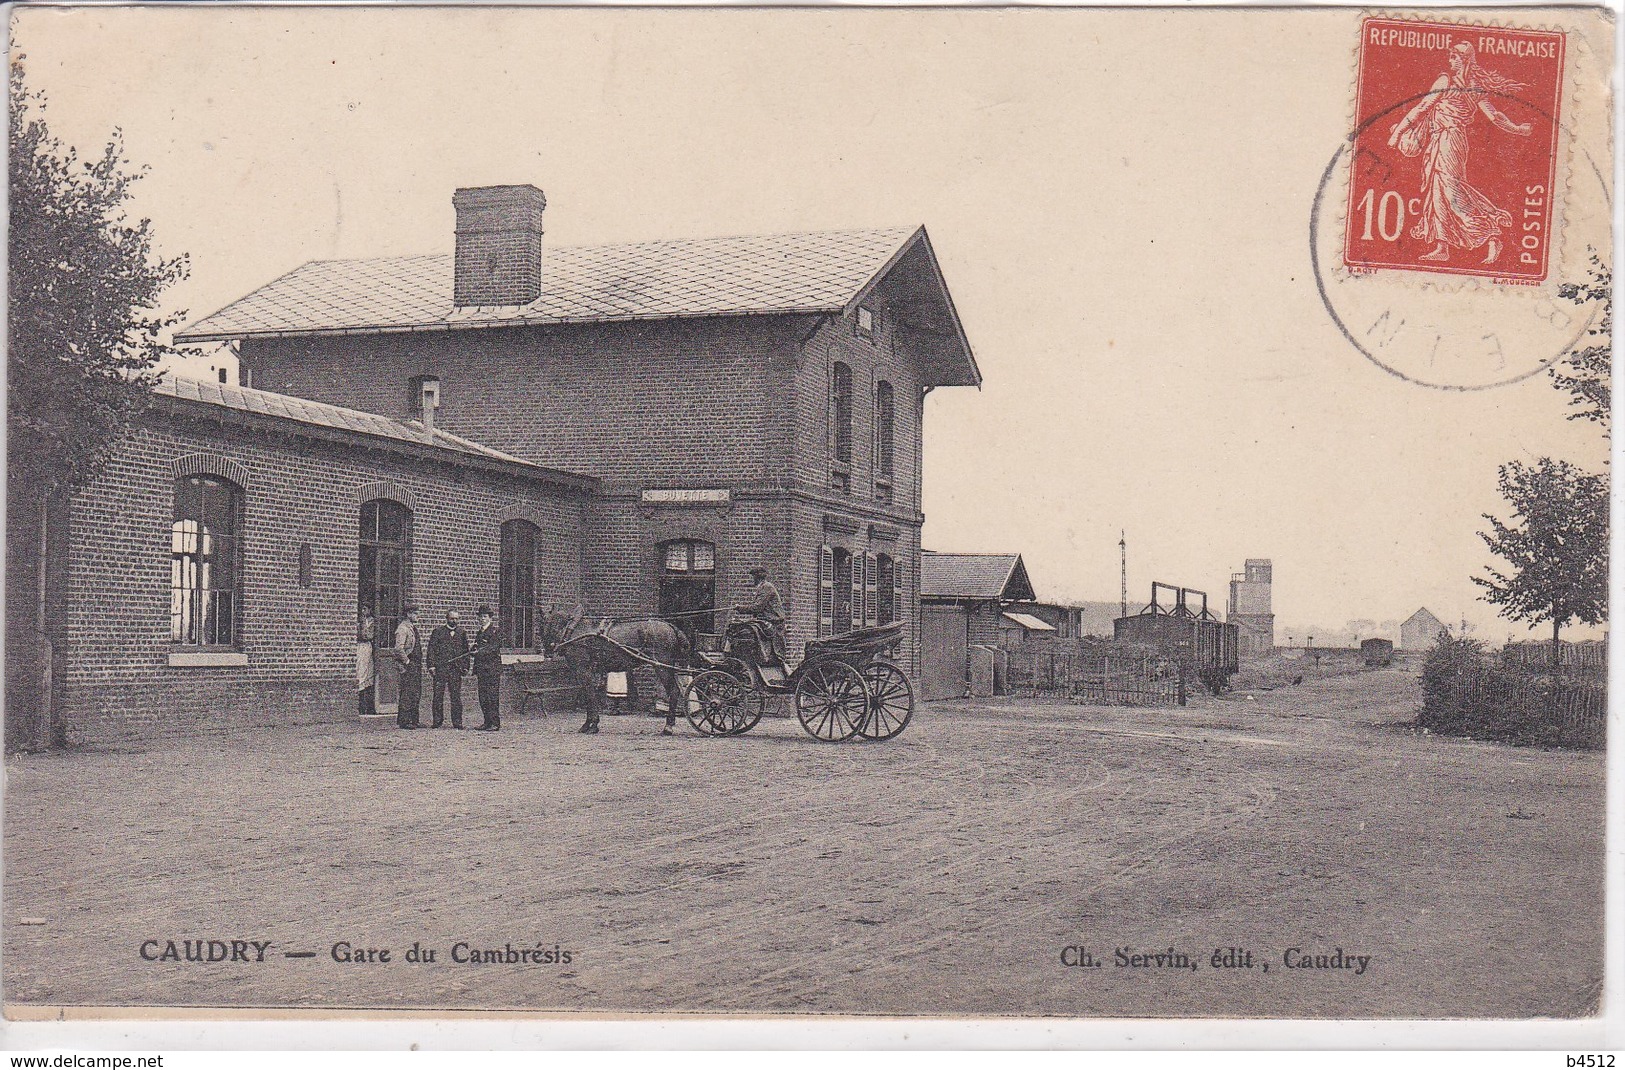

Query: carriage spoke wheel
710,658,764,735
685,670,749,737
857,661,914,741
794,661,868,743
727,689,766,735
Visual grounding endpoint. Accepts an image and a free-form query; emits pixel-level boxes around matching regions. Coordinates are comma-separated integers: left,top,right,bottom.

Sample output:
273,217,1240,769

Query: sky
12,5,1613,642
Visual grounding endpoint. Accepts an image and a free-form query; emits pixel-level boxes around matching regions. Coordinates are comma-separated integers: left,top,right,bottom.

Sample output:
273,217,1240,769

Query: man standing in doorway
394,605,424,729
470,605,503,731
427,610,470,729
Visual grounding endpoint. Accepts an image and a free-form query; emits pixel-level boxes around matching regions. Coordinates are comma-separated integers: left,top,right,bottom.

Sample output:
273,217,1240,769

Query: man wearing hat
735,566,786,664
469,605,504,731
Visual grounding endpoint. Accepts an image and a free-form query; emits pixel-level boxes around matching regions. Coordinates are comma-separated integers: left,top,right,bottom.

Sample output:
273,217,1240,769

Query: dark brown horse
539,606,694,735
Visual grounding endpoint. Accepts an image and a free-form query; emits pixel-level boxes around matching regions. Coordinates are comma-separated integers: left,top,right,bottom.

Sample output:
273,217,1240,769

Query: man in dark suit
470,605,503,731
427,610,470,729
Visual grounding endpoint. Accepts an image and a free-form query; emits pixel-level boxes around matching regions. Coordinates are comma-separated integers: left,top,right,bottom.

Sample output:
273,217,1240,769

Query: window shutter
893,559,906,625
864,552,878,626
819,546,834,637
858,546,871,627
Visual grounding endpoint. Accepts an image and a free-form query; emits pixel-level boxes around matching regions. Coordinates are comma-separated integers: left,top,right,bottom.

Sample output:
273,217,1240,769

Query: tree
1473,458,1609,668
8,58,189,500
1548,254,1610,433
7,60,190,749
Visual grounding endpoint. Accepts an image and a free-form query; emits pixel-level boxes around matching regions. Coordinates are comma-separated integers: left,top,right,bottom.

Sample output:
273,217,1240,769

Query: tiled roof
177,227,922,341
920,552,1036,602
1403,607,1444,628
153,376,591,485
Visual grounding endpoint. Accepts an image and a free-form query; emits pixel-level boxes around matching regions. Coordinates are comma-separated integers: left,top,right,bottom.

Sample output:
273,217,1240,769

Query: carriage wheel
685,670,751,737
856,661,914,741
794,660,867,743
711,657,764,734
727,689,766,735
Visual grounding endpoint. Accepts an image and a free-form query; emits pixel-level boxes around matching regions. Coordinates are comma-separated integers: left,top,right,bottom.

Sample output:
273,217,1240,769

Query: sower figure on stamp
470,605,503,732
734,566,787,665
1387,41,1532,265
427,610,470,729
393,605,424,729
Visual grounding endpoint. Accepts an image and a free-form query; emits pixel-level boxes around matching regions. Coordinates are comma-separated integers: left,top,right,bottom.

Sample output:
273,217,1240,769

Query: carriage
683,615,915,742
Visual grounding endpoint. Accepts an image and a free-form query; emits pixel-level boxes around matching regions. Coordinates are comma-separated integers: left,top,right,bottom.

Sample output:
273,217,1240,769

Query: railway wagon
1360,637,1395,667
1114,582,1240,695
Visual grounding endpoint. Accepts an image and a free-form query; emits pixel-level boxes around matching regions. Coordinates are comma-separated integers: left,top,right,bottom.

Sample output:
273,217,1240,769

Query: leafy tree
1473,458,1609,667
1548,254,1610,433
8,58,189,501
7,60,190,750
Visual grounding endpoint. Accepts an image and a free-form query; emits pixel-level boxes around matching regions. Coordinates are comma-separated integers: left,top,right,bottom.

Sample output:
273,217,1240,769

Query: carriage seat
727,620,787,675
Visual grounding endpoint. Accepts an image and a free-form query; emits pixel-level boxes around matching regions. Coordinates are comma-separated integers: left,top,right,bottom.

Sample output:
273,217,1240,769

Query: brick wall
58,409,586,744
243,317,785,488
793,305,923,517
243,305,930,685
968,601,1003,647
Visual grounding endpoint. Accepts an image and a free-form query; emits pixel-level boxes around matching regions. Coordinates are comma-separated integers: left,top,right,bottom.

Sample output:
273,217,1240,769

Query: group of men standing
353,566,788,737
358,605,504,731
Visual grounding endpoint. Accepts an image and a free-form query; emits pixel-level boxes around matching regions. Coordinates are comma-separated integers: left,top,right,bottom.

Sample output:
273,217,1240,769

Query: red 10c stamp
1344,17,1565,282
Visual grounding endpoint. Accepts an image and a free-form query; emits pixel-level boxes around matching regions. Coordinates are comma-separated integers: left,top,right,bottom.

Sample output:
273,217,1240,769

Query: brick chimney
409,374,441,432
452,184,546,307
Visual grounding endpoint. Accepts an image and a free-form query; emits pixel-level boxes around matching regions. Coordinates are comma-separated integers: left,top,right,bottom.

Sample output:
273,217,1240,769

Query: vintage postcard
2,3,1615,1044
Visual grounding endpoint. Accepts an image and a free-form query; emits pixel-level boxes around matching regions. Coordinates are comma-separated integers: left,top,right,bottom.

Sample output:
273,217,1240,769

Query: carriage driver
734,566,787,665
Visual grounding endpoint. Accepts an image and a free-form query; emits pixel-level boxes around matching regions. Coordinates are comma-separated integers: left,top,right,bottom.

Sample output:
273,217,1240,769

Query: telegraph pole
1119,530,1127,620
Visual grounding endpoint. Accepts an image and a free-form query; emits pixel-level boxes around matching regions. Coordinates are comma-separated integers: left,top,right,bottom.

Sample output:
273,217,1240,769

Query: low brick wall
63,675,351,747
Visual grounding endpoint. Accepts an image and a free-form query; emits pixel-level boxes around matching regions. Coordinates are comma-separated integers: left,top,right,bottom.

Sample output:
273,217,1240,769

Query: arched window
874,380,895,481
830,361,853,469
659,538,717,640
500,519,540,649
171,475,242,646
359,499,412,647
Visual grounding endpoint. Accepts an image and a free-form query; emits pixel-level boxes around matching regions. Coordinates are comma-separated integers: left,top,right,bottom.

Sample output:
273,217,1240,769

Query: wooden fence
1422,662,1606,750
1003,643,1184,706
1500,640,1607,676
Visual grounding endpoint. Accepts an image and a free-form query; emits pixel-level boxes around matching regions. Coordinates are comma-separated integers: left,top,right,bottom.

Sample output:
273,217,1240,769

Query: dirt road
3,668,1603,1017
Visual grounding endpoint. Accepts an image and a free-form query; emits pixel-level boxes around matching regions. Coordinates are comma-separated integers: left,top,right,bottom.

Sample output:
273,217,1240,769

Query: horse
538,606,694,735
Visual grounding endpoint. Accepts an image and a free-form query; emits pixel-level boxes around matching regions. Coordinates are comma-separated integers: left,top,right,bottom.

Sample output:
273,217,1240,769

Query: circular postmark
1310,87,1609,392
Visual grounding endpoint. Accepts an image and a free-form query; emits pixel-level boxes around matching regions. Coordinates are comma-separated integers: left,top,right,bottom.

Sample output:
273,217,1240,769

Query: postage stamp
1344,17,1566,283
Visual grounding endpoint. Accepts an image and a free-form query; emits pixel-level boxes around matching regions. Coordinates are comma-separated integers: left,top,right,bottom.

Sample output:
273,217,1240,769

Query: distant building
1003,599,1136,639
161,341,240,385
998,610,1056,643
1227,558,1274,658
1400,607,1447,651
1005,601,1075,639
919,552,1035,700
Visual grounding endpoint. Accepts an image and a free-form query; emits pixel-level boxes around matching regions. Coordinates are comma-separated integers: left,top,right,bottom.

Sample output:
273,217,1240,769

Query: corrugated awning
1002,612,1055,632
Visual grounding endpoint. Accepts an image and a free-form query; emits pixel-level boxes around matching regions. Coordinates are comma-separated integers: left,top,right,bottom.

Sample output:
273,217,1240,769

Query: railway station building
15,185,981,745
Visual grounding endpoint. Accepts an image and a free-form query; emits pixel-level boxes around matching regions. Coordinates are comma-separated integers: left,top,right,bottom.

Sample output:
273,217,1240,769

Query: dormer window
855,305,875,339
